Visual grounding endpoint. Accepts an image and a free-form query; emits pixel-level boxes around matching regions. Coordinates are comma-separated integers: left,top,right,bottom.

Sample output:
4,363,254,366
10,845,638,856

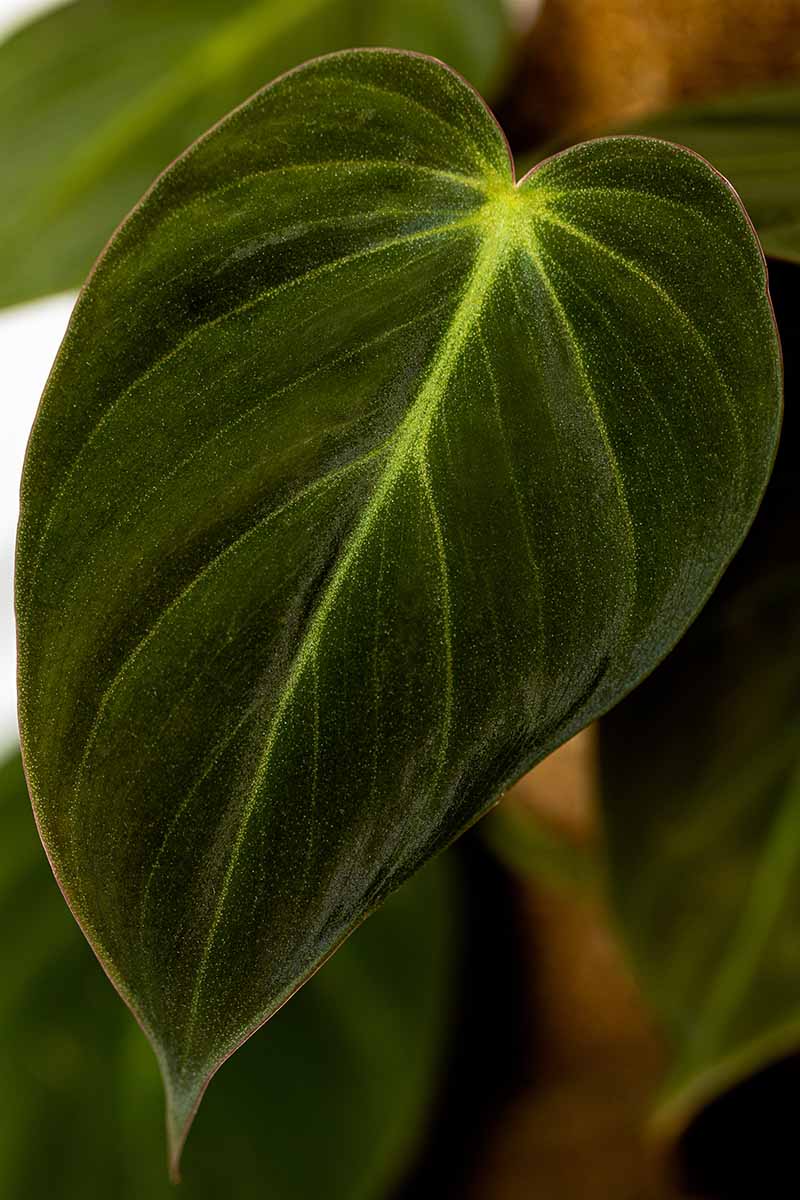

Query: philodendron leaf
16,48,781,1170
0,750,458,1199
0,0,509,308
598,262,800,1137
629,85,800,264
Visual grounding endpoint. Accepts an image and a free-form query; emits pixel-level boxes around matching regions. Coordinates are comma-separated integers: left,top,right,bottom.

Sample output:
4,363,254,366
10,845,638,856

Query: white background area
1,1,76,752
0,0,541,754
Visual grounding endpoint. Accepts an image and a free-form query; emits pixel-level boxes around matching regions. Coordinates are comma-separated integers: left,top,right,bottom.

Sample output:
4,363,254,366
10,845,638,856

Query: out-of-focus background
2,1,800,1197
0,1,75,753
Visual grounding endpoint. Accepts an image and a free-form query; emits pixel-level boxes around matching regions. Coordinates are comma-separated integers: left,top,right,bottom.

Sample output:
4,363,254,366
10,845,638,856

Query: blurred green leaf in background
0,749,459,1195
515,81,800,267
630,85,800,264
599,261,800,1138
0,0,511,308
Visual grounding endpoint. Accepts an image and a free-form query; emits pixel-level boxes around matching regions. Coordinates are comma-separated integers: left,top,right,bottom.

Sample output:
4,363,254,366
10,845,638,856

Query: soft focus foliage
600,261,800,1134
631,86,800,264
0,0,509,306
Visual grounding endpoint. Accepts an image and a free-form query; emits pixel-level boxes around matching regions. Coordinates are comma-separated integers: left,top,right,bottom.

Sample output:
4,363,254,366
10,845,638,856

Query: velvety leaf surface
0,749,457,1194
0,0,509,308
16,49,782,1165
630,85,800,264
598,260,799,1135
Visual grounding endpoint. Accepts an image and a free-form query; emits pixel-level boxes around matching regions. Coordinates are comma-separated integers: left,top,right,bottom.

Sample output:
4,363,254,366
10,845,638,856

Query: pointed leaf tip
165,1075,199,1182
16,48,782,1162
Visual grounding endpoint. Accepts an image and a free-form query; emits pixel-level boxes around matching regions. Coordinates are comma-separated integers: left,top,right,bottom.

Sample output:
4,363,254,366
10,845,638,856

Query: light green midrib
51,217,484,916
181,212,513,1062
26,213,483,598
134,442,393,937
36,174,699,1086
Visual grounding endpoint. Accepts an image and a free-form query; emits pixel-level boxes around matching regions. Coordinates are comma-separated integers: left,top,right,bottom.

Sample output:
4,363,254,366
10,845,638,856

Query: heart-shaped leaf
599,260,800,1136
628,85,800,265
16,48,782,1169
0,749,458,1195
0,0,509,308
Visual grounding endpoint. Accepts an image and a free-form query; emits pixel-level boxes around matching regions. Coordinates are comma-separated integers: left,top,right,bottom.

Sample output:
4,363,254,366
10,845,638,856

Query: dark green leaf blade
0,0,509,308
598,261,800,1135
629,85,800,264
0,748,458,1196
15,48,782,1167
